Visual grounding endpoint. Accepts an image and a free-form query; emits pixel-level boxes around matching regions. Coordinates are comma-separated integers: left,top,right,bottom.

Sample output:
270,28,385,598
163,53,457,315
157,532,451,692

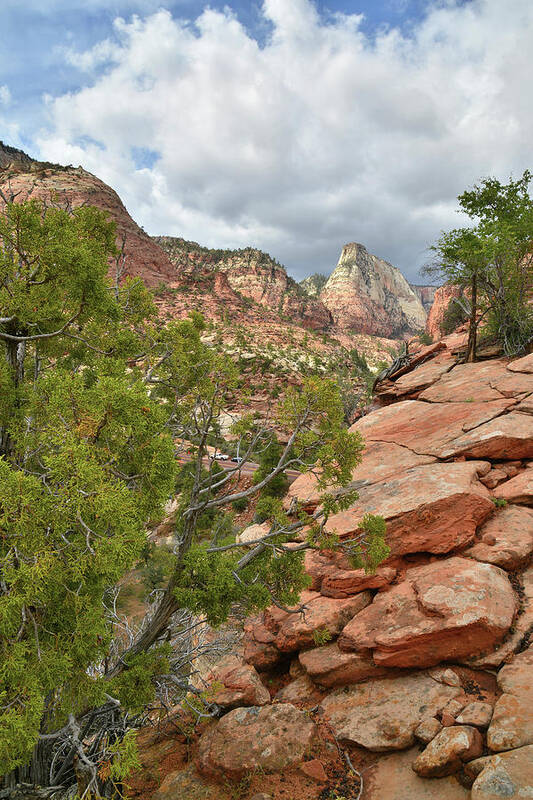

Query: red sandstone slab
324,462,493,556
338,557,517,668
493,467,533,503
442,412,533,460
350,399,513,457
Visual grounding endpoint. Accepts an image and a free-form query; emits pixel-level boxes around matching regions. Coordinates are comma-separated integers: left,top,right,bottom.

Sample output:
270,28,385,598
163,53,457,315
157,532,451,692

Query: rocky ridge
411,284,438,314
188,337,533,799
0,154,401,416
318,242,427,338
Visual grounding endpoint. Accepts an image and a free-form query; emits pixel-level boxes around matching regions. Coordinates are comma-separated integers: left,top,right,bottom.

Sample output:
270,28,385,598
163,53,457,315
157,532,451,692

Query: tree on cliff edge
427,170,533,360
0,200,387,794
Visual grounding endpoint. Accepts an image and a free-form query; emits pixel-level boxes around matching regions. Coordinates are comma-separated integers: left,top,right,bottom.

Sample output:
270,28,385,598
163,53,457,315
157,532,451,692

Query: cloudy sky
1,0,532,283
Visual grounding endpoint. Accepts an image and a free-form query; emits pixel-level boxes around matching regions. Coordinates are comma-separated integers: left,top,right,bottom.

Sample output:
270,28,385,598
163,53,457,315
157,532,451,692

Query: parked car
231,456,243,463
216,453,230,461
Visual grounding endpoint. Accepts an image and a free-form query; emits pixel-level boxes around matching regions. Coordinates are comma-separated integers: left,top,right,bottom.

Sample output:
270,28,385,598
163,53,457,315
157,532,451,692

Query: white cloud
36,0,533,281
0,85,11,106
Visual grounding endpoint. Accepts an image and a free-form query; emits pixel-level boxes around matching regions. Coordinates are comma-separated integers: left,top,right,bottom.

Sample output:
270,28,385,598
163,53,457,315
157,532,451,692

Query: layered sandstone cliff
319,242,427,338
426,284,463,338
410,283,438,313
0,160,175,287
155,236,332,331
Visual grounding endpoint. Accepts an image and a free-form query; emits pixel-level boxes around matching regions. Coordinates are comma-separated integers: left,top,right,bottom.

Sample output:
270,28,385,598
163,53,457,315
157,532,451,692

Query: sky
1,0,532,283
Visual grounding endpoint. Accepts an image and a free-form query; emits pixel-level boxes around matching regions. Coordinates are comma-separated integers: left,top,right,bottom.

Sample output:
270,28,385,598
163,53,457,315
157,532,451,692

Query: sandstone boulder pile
197,338,533,796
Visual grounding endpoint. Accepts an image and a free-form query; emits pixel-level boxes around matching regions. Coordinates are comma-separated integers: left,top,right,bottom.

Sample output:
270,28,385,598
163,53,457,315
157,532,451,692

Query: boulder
236,522,270,544
469,565,533,668
379,357,453,399
480,468,508,489
272,591,372,652
320,565,397,597
415,717,443,744
412,726,483,777
243,616,285,671
197,704,316,779
365,748,470,800
285,440,436,512
274,674,322,705
456,701,493,728
470,746,533,799
339,558,517,668
206,656,270,709
299,641,389,688
152,765,214,800
299,759,328,783
442,412,533,460
516,394,533,415
493,467,533,504
350,399,514,458
507,352,533,373
319,671,462,751
487,645,533,752
325,462,493,556
464,506,533,569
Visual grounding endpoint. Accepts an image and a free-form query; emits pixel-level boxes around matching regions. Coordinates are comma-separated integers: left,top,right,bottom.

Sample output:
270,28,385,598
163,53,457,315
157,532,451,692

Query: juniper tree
427,171,533,359
0,200,387,793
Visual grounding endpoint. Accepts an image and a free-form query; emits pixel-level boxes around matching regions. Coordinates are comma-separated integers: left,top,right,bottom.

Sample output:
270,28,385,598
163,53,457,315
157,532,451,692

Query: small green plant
492,497,508,509
416,330,433,346
232,496,249,513
313,627,333,646
224,772,252,800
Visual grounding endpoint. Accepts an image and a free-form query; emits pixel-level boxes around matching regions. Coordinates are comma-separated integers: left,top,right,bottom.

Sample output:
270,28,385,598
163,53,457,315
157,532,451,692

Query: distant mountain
410,284,438,314
312,242,427,338
154,237,332,332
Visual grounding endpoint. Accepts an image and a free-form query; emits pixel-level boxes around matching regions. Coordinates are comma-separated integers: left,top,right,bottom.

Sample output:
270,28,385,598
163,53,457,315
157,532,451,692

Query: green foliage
416,330,433,346
428,171,533,357
491,497,508,509
253,434,289,498
107,730,142,783
0,200,388,781
110,647,171,713
312,627,333,646
232,496,249,513
0,200,177,772
440,296,469,335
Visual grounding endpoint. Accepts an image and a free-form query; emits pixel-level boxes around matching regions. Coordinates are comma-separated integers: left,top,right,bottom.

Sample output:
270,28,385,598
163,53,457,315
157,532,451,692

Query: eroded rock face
339,558,517,668
319,672,462,751
285,440,436,512
425,285,463,339
493,467,533,504
464,506,533,570
419,360,525,403
319,242,427,338
270,591,372,652
412,726,483,777
206,655,270,709
470,746,533,799
350,399,513,458
470,565,533,669
325,462,493,556
299,641,389,688
0,164,176,288
197,704,316,779
487,645,533,752
442,412,533,460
